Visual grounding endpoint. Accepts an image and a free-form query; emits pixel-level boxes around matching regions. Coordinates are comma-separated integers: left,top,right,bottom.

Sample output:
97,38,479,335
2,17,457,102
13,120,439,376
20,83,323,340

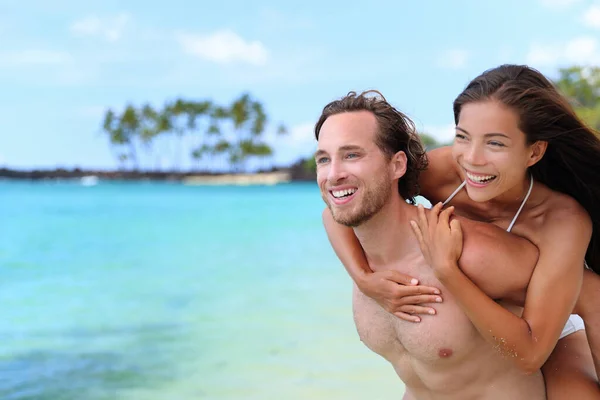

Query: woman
323,64,600,397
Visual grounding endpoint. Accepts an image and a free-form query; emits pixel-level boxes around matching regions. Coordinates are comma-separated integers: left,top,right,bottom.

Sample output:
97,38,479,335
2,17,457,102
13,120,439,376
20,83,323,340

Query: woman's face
452,100,539,203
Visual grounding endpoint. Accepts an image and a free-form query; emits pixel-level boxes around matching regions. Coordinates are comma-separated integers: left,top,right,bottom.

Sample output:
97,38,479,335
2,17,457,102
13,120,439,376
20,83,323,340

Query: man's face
315,111,394,227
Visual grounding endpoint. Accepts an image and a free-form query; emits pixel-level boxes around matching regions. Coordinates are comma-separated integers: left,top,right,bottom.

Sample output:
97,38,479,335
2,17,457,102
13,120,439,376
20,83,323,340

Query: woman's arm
418,146,461,201
412,203,591,373
322,208,442,322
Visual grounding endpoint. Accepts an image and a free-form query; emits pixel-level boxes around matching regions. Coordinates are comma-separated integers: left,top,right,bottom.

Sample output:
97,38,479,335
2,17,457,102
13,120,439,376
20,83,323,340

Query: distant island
0,158,317,185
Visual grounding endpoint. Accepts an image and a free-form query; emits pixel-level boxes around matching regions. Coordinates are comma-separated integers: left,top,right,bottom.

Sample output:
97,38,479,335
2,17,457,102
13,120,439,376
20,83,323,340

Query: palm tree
155,104,174,171
102,108,129,170
140,103,159,170
185,100,212,170
118,104,141,170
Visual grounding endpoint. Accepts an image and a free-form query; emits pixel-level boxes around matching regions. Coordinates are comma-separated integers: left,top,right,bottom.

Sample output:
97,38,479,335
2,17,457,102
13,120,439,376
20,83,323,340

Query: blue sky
1,0,600,170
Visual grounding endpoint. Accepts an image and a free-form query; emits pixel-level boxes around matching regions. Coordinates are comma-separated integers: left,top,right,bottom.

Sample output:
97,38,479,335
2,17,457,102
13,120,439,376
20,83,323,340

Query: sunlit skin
315,111,399,228
451,100,545,205
323,99,598,397
317,110,548,399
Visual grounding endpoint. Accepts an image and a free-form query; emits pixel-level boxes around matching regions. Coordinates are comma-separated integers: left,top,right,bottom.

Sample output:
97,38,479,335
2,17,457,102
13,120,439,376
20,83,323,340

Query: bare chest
352,260,481,365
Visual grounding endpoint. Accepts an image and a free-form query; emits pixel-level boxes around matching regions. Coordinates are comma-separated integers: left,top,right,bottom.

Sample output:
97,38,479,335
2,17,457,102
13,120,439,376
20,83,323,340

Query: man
314,91,546,399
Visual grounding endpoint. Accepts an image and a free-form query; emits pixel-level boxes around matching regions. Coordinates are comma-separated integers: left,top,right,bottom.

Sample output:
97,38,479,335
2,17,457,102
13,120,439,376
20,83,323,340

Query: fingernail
414,317,421,323
436,297,442,303
411,278,419,285
429,309,436,315
434,289,440,294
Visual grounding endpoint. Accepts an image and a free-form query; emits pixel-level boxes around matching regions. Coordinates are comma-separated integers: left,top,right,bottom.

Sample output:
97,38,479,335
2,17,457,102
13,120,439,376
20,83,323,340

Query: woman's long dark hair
453,64,600,275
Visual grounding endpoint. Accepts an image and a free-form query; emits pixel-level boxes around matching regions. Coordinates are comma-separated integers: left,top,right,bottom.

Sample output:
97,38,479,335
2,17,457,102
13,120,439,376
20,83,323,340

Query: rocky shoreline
0,160,317,184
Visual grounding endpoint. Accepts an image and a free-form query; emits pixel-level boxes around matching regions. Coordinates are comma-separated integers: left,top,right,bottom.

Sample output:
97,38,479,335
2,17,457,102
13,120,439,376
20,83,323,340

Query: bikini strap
442,180,467,206
506,173,534,232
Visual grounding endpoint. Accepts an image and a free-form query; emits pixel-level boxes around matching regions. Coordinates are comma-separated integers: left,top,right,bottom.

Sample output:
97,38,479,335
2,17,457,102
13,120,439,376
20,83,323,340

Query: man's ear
527,140,548,167
391,150,407,180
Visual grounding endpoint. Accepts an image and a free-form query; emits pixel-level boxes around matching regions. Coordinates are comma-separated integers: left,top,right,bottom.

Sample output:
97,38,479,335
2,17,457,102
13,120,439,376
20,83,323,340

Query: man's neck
353,196,418,267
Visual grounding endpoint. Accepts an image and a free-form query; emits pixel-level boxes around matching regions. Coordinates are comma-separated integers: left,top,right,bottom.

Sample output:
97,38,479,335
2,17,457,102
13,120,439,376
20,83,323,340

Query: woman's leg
542,330,599,399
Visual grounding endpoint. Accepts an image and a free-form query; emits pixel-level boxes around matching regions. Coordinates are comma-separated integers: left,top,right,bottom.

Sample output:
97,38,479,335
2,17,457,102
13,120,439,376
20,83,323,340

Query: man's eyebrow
314,149,328,158
455,126,511,139
339,145,364,152
314,145,364,158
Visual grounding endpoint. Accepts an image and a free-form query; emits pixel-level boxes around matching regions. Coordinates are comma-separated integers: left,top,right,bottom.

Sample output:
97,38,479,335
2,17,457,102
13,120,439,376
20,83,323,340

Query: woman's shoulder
536,184,592,238
420,146,463,202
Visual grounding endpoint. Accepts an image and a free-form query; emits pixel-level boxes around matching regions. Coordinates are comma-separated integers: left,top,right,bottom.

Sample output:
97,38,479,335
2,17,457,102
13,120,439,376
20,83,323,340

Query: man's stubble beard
325,175,392,228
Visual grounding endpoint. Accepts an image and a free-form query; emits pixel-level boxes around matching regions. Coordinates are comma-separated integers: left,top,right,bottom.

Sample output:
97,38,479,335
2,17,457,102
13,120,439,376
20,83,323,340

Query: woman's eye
455,133,467,140
489,141,505,147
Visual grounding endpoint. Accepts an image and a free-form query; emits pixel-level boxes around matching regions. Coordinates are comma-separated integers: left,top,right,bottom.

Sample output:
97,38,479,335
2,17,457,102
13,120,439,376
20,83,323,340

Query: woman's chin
465,188,496,203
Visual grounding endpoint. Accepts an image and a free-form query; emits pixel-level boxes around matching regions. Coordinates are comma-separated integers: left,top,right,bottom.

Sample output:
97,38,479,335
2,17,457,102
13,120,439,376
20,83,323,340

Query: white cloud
436,49,468,70
583,5,600,28
420,123,456,144
0,50,71,67
70,13,130,42
526,36,600,66
538,0,581,8
176,30,269,66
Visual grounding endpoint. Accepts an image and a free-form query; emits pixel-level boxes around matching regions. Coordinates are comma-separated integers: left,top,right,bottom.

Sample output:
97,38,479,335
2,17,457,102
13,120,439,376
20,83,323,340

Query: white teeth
332,188,357,198
466,172,496,183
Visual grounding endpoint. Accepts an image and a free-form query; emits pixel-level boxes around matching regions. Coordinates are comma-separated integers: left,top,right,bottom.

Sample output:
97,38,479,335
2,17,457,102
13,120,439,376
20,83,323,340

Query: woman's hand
357,270,443,322
410,203,464,280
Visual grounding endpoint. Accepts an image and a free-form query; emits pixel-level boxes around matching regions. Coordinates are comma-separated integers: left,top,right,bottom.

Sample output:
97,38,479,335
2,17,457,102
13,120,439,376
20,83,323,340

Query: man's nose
327,159,348,183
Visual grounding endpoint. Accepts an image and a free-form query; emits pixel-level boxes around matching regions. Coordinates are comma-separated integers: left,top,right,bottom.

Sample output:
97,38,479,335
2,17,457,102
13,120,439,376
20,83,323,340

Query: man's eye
316,157,329,164
346,153,359,159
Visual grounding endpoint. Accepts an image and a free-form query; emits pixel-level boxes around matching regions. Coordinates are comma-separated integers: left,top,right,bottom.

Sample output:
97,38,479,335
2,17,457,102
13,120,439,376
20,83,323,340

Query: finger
450,219,463,241
400,285,441,295
417,204,429,237
385,270,419,286
410,220,426,251
400,294,443,305
428,202,443,232
399,305,437,316
439,206,454,228
394,312,421,323
432,202,444,216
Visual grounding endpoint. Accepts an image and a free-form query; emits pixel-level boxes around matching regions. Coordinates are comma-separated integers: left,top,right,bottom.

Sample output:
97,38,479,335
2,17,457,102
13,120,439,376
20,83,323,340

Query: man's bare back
352,213,546,400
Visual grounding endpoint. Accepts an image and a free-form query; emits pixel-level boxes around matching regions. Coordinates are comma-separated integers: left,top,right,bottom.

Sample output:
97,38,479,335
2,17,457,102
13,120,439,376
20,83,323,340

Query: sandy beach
183,171,292,185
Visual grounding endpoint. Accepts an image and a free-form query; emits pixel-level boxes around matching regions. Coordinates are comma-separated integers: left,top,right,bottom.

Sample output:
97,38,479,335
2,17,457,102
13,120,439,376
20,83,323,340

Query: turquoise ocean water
0,181,403,400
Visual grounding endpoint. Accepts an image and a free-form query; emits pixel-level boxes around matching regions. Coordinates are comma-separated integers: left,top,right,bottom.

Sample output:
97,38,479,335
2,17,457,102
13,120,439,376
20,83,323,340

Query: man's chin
331,209,369,228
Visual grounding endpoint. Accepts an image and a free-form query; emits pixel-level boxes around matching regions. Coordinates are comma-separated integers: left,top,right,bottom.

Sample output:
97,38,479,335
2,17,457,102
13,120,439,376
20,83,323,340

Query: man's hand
357,269,443,322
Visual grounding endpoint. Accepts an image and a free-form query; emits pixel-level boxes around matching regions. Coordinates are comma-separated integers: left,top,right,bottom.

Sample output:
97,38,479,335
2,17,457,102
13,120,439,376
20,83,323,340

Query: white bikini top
442,174,534,233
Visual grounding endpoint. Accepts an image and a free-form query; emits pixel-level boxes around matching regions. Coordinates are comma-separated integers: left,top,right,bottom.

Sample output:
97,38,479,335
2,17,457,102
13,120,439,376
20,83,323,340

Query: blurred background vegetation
100,66,600,177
